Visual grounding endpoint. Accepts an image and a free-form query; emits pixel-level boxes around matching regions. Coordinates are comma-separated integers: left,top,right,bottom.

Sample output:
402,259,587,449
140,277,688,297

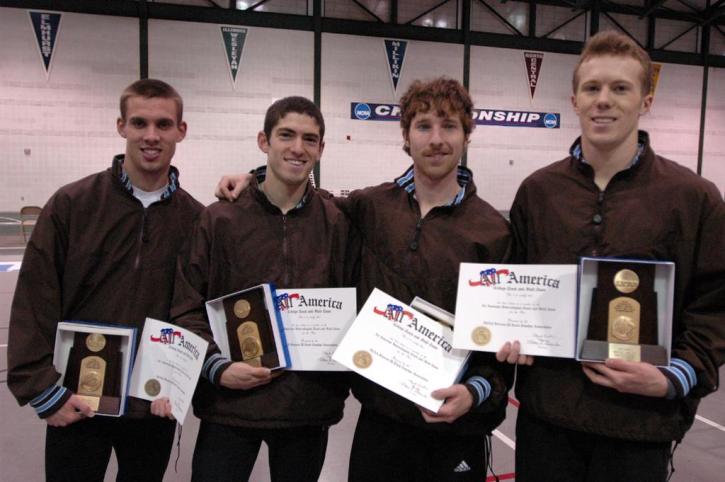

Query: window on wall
613,0,644,5
152,0,225,5
656,18,701,53
712,27,725,56
535,4,586,42
471,0,528,36
324,0,390,22
399,0,458,29
599,13,647,47
235,0,308,14
151,0,310,15
664,0,709,12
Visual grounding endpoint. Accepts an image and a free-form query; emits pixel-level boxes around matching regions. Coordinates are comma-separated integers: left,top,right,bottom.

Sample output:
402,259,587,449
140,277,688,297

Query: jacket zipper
134,208,148,270
409,218,423,251
282,214,289,286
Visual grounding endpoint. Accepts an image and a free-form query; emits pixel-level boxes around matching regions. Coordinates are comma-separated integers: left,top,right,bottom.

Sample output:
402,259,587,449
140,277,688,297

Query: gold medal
239,321,257,337
471,326,491,346
233,299,252,319
80,371,103,393
241,337,262,359
607,297,640,344
353,350,372,369
613,269,639,294
611,316,636,342
144,378,161,397
78,355,105,398
85,333,106,352
237,321,263,364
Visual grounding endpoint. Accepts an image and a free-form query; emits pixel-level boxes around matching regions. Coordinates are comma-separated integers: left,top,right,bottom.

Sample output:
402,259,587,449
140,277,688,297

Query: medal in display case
577,258,674,365
206,284,290,370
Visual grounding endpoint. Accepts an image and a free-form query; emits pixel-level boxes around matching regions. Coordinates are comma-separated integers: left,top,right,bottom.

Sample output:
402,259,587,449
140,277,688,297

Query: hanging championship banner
351,102,560,129
220,26,248,88
384,39,408,96
650,63,662,103
29,11,62,79
523,51,544,102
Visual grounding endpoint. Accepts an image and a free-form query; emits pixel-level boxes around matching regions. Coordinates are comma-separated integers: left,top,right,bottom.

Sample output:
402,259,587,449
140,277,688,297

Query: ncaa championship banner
351,102,560,129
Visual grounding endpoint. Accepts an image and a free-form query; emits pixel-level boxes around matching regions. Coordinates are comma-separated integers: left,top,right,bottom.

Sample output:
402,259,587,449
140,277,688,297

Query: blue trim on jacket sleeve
30,385,70,417
465,375,492,407
203,353,232,386
658,357,697,399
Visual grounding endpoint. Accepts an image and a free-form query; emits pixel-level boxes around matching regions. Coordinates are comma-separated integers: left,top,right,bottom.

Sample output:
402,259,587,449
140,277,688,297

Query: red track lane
486,472,516,481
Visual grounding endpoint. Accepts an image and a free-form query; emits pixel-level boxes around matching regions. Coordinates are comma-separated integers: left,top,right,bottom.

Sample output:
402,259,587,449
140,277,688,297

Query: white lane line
696,415,725,432
493,429,516,450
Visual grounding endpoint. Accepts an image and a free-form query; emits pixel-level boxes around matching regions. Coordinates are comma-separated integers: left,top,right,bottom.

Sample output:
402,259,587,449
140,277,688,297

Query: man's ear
571,94,580,116
640,94,653,116
116,118,127,138
176,121,188,142
257,131,270,153
402,128,410,152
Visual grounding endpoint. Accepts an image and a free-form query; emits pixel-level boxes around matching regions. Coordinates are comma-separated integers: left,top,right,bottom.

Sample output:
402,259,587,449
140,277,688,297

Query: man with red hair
507,31,725,481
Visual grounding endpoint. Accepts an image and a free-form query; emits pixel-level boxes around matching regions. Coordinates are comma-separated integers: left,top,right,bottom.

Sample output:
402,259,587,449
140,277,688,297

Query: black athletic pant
515,409,672,482
191,420,329,482
348,408,488,482
45,416,176,482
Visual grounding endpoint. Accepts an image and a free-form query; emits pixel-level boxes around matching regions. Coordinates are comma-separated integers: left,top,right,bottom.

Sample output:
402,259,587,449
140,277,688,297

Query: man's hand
582,359,668,397
496,341,534,366
46,394,95,427
219,362,275,390
418,384,473,424
215,174,252,202
150,397,175,420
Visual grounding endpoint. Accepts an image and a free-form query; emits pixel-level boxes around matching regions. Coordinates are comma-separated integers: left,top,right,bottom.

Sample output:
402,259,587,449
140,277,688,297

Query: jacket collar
112,154,180,201
250,165,311,212
395,165,472,207
570,130,649,170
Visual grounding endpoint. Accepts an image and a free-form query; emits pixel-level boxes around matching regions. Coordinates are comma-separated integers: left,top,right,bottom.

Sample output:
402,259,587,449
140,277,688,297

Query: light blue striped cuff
30,385,69,417
202,353,231,385
465,375,492,407
658,357,698,399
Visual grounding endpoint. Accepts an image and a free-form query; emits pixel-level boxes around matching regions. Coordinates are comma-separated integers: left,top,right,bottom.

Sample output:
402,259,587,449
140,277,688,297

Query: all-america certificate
277,287,357,371
453,264,578,357
129,318,208,424
333,288,470,412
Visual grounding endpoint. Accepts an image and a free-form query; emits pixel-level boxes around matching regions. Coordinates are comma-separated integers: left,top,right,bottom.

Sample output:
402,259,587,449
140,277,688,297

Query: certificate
333,288,470,412
453,263,578,357
277,288,356,371
129,318,208,424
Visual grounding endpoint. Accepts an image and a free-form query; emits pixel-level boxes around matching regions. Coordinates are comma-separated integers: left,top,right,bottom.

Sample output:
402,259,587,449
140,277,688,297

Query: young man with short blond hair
508,31,725,481
7,78,203,481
